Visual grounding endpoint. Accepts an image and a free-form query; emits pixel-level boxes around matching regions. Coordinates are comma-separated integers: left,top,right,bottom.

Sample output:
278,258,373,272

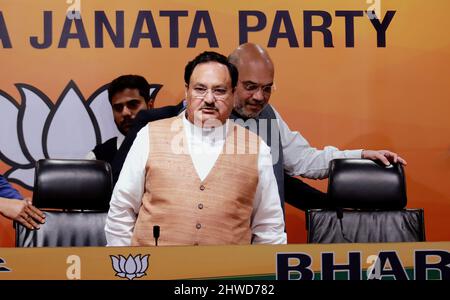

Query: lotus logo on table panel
110,254,150,280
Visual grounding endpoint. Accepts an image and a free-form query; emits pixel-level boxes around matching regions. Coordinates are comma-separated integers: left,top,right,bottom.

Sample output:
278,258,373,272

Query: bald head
229,43,275,118
229,43,274,76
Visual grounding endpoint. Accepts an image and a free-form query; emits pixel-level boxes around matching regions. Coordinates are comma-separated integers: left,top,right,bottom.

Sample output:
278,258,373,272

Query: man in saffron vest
105,51,286,246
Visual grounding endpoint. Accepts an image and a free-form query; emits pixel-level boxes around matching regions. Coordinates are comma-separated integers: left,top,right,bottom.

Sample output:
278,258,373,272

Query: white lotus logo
0,81,118,189
111,254,150,280
0,81,161,190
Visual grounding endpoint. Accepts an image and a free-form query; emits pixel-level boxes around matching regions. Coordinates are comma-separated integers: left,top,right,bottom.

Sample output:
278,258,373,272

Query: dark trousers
284,173,331,211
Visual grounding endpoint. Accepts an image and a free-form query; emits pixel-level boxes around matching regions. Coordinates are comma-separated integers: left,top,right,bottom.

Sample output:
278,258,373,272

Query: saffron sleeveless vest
131,116,260,246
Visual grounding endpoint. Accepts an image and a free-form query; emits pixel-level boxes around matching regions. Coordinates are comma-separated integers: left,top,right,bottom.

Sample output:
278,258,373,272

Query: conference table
0,242,448,280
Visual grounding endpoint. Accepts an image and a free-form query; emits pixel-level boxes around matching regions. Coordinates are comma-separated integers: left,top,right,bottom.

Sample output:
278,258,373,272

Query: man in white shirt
86,75,159,163
105,51,286,246
228,43,407,210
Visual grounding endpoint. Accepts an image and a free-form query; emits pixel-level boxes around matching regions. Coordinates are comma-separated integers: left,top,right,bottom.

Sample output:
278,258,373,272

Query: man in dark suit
86,75,162,164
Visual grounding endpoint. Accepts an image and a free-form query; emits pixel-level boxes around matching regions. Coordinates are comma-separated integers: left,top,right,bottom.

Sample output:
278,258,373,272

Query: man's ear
147,100,154,109
184,84,189,99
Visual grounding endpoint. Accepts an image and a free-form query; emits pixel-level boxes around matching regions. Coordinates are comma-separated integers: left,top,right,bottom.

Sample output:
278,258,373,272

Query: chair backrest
33,159,112,210
16,159,113,247
307,159,425,243
328,159,407,210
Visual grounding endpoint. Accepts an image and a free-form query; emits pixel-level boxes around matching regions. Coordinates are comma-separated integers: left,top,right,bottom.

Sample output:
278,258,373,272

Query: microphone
153,225,160,246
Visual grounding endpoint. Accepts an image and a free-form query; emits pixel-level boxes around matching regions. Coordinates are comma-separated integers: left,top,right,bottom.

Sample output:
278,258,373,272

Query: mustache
247,99,268,107
200,104,219,111
247,102,264,107
120,119,135,127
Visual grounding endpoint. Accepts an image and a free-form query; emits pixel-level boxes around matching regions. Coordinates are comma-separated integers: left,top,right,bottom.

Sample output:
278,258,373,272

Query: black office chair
15,159,113,247
306,159,425,243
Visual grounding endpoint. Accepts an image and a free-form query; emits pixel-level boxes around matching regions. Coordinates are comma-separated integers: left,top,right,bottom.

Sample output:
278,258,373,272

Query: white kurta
105,114,287,246
272,107,362,179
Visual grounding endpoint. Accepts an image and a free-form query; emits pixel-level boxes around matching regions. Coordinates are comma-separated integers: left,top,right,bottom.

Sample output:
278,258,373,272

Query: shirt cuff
345,149,363,159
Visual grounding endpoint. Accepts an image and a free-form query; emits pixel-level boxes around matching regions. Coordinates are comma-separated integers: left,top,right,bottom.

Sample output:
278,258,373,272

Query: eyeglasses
240,81,275,96
190,86,230,100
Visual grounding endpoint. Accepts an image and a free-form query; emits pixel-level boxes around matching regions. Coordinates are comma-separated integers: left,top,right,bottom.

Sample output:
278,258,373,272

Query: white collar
116,133,125,149
182,112,230,144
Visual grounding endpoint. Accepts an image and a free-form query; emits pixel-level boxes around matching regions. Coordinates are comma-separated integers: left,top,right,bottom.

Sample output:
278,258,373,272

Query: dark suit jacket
92,137,118,165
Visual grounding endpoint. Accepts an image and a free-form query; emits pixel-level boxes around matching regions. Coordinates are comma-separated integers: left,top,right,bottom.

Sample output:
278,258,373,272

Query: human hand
361,150,407,166
0,197,46,230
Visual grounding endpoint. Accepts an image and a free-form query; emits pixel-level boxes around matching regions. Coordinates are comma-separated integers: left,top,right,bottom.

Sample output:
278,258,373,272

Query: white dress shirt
272,107,362,179
85,133,125,160
105,114,287,246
